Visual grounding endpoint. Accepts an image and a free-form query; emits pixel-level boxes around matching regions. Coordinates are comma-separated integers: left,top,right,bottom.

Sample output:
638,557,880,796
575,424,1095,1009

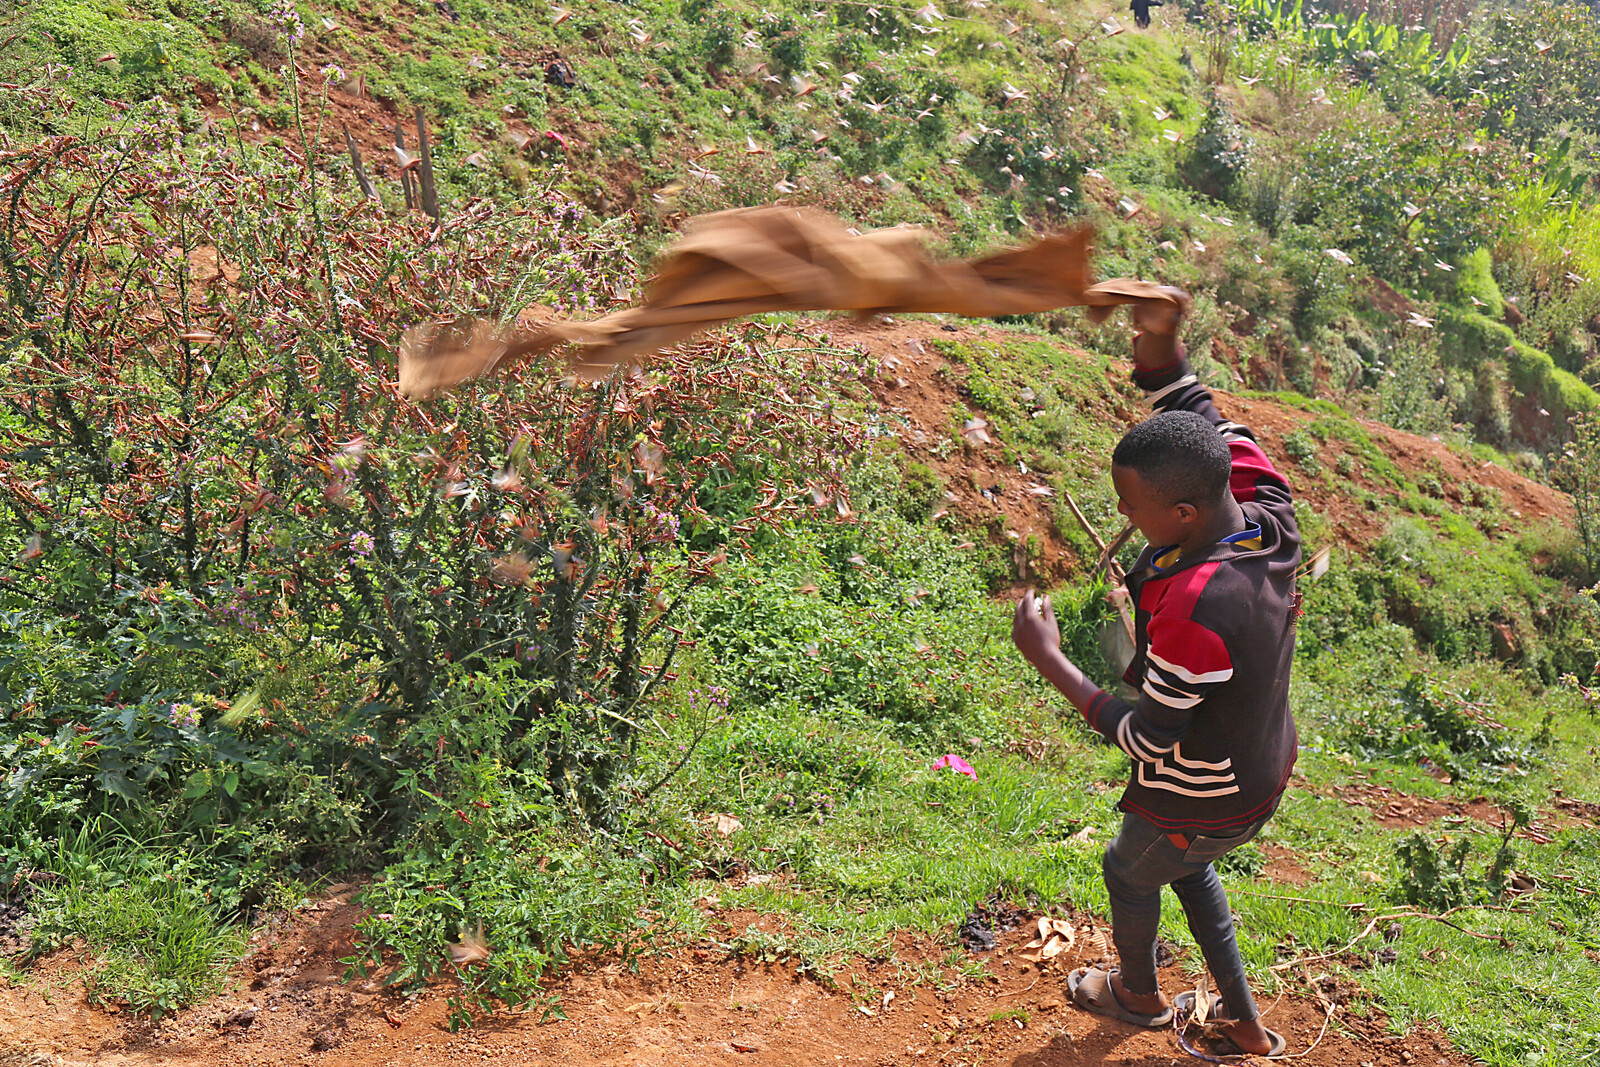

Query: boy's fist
1130,286,1191,335
1011,589,1061,671
1131,286,1191,370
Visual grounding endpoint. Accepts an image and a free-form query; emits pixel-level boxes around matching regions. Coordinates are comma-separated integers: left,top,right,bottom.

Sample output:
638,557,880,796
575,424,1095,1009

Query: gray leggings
1102,810,1267,1022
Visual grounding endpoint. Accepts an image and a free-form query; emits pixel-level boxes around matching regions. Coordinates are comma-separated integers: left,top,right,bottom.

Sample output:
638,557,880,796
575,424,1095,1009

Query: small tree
1554,413,1600,582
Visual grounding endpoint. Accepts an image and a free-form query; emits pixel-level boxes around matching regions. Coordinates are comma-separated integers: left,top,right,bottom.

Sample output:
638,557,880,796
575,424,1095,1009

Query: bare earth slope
823,316,1567,576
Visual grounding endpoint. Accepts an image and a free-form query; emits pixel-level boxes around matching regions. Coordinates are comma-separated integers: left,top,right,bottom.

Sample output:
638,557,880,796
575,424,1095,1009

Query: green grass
636,554,1600,1064
24,834,246,1018
933,334,1134,559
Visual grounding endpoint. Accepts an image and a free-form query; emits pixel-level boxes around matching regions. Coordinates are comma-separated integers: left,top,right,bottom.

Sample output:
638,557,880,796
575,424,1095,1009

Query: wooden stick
1060,487,1107,554
1096,522,1135,584
342,124,378,202
1060,488,1136,644
1269,907,1513,973
414,106,440,220
1229,887,1369,909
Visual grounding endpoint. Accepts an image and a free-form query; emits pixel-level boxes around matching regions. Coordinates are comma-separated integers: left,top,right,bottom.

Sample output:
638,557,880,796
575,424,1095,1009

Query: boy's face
1111,464,1196,548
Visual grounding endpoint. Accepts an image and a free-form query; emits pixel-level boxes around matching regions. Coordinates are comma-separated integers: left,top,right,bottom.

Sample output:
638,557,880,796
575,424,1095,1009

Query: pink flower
931,754,977,779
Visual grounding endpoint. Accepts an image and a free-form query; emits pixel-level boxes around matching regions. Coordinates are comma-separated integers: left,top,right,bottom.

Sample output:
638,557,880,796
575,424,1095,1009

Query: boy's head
1110,410,1231,546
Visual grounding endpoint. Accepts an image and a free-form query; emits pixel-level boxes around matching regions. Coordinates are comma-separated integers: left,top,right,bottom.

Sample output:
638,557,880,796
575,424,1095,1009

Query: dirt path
0,895,1467,1067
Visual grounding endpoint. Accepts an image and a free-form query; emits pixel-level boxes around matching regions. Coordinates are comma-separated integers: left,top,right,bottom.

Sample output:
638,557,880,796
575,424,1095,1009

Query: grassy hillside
2,1,1600,1064
9,0,1600,453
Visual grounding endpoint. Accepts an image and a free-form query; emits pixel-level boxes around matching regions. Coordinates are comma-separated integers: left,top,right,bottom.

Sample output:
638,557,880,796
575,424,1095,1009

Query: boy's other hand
1011,589,1062,670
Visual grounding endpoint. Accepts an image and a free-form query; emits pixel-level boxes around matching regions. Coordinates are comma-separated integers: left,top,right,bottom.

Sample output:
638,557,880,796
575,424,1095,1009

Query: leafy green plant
1282,429,1322,476
346,831,657,1030
1184,90,1251,199
1393,830,1475,910
1394,799,1529,911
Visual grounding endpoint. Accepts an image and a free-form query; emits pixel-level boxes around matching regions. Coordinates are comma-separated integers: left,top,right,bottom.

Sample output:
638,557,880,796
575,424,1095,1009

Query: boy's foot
1218,1017,1285,1058
1067,967,1173,1027
1173,991,1288,1059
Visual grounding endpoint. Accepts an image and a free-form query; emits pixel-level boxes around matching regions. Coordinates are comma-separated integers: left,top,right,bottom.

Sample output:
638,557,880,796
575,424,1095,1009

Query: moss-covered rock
1453,247,1505,319
1437,307,1598,447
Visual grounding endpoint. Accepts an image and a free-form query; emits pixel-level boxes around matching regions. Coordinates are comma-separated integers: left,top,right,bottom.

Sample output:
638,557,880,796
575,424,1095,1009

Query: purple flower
349,530,376,557
266,0,305,43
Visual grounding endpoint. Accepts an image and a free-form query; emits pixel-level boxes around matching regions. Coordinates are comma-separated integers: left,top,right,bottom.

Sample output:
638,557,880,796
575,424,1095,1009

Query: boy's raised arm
1130,303,1294,510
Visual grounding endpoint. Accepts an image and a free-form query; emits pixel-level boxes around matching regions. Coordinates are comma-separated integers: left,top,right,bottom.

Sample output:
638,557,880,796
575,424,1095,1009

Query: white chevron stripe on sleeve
1139,764,1235,796
1142,679,1205,709
1169,744,1232,771
1118,717,1174,762
1146,649,1234,686
1143,374,1198,407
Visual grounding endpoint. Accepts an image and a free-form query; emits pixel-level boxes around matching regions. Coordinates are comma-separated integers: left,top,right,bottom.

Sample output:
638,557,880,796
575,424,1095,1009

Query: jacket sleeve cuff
1131,345,1190,393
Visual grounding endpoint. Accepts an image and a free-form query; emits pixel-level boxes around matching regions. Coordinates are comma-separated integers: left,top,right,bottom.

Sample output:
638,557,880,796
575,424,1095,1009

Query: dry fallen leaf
1089,928,1112,961
1018,916,1075,962
706,813,743,836
1191,972,1211,1026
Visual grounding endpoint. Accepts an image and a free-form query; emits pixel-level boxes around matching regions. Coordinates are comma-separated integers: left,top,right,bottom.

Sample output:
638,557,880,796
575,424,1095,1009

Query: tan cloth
398,206,1182,398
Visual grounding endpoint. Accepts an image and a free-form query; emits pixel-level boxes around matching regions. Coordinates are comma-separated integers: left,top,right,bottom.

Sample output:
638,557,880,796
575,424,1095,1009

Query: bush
1375,335,1453,434
697,7,739,70
1296,107,1521,287
1553,413,1600,581
693,511,1007,744
1184,90,1251,200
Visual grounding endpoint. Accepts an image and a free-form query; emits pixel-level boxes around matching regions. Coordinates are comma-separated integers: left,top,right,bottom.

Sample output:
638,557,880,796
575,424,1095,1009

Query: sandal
1172,991,1289,1059
1068,966,1175,1028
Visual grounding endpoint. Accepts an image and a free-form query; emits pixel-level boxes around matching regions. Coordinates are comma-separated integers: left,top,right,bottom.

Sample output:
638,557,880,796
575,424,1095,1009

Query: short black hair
1111,410,1231,508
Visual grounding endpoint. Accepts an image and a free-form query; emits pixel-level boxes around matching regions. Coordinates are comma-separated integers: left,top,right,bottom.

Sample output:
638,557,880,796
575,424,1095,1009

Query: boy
1011,292,1299,1058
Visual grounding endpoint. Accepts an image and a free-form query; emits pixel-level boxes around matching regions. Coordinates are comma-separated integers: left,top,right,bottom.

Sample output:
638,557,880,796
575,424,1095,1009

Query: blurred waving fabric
398,206,1181,398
